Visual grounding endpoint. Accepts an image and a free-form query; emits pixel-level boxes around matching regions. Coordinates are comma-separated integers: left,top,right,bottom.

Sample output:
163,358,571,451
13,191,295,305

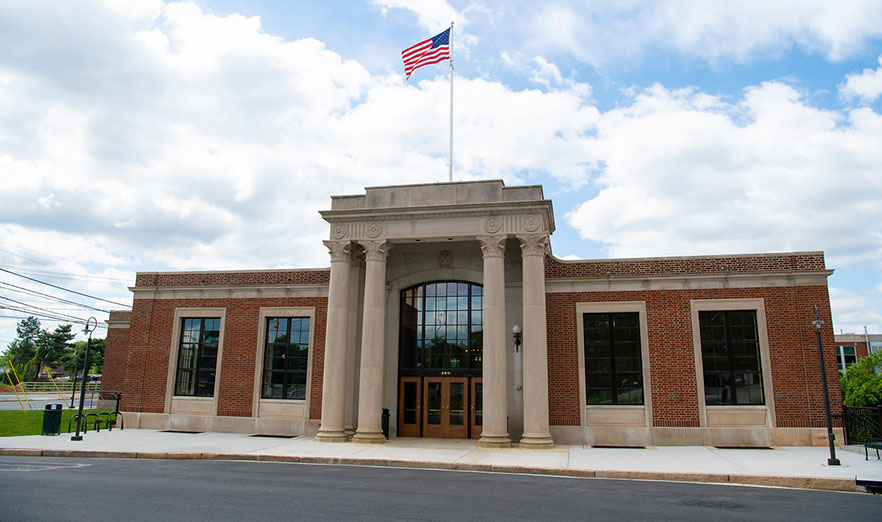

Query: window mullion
609,314,617,405
725,312,737,405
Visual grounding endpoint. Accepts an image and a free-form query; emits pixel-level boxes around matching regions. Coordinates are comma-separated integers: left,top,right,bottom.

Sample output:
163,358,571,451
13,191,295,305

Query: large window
174,317,220,397
583,312,643,405
399,281,483,373
699,310,763,405
836,345,857,375
262,317,310,400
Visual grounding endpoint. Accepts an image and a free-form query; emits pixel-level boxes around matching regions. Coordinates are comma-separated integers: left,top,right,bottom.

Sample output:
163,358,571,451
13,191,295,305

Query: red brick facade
545,253,841,430
103,251,840,439
109,267,330,421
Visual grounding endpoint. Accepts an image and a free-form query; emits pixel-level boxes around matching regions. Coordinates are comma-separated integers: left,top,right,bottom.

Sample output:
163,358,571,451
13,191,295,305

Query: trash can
381,408,390,439
42,403,63,436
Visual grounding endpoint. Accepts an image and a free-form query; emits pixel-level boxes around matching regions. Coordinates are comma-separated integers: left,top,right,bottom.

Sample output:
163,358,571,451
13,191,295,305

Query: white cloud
372,0,460,33
525,0,882,66
0,0,598,275
830,287,882,333
566,82,882,266
841,56,882,103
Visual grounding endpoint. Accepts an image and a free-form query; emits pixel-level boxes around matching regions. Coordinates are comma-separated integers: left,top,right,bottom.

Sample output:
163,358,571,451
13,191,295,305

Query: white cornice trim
545,270,833,293
131,284,329,301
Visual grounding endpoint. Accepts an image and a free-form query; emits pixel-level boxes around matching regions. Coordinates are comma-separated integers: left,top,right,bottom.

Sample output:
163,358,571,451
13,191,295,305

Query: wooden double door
398,376,483,439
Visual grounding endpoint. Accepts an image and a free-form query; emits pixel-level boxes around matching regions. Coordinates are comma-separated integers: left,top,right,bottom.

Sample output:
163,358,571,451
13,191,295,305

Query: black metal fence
842,405,882,444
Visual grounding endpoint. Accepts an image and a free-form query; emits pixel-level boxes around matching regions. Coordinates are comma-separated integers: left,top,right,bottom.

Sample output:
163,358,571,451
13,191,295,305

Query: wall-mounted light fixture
512,324,522,353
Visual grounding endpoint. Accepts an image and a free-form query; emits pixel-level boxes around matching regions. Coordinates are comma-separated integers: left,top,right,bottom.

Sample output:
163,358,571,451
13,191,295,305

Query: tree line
0,316,104,384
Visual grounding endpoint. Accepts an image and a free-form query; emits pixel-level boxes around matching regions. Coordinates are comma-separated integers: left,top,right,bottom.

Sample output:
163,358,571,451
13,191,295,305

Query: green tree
2,316,42,381
63,338,105,377
841,350,882,407
33,324,76,378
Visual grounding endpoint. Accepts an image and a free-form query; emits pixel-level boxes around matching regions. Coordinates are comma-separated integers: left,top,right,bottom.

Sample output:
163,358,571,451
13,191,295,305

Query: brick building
834,332,882,374
103,180,842,447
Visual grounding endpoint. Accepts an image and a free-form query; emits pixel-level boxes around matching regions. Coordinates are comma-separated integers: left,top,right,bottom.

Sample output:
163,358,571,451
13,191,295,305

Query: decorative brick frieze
545,252,827,279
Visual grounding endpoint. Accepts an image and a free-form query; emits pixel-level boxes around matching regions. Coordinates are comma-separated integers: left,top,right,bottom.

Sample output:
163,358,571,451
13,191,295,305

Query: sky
1,0,881,346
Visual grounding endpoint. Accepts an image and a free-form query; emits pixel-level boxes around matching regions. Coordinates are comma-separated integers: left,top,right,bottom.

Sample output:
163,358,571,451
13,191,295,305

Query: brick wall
101,310,131,396
546,285,841,429
115,296,328,419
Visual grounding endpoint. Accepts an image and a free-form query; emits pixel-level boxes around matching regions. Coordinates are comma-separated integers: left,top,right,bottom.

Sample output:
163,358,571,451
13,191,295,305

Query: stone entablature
321,180,555,243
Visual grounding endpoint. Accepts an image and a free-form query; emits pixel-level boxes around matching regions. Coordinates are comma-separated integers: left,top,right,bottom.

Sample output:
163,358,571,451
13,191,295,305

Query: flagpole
449,21,454,183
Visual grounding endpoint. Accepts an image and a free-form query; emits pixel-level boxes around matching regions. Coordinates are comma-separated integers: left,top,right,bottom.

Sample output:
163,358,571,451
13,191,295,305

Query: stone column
518,234,554,448
352,240,390,444
316,240,352,442
478,235,511,447
344,250,365,438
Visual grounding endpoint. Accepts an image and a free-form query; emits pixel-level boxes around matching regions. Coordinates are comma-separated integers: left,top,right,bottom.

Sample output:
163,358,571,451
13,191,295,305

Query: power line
0,267,129,308
0,240,131,278
0,312,107,329
0,281,110,313
0,265,131,283
0,297,88,323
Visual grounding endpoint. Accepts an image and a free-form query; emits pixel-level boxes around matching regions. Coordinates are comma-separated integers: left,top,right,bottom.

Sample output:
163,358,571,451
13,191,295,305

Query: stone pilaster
352,240,390,444
316,240,352,442
477,235,511,447
518,234,554,448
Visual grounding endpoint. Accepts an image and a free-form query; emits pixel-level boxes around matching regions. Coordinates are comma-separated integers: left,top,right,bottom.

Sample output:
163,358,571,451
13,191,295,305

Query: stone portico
315,180,555,447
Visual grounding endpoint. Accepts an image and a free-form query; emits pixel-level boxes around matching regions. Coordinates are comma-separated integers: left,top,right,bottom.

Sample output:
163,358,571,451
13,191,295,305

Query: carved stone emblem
366,222,383,238
484,217,502,234
331,224,347,239
523,215,541,232
439,250,453,268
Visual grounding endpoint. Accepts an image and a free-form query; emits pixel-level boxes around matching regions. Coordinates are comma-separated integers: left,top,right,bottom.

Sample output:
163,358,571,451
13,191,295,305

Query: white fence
16,381,101,393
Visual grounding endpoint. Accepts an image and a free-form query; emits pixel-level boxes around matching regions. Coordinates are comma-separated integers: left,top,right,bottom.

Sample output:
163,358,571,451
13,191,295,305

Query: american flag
401,28,450,80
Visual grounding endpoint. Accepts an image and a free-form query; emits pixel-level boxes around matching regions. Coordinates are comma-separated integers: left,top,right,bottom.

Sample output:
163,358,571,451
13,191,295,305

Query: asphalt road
0,457,879,521
0,394,101,411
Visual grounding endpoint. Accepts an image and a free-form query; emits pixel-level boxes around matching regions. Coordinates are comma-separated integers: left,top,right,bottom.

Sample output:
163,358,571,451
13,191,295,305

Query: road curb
0,448,858,492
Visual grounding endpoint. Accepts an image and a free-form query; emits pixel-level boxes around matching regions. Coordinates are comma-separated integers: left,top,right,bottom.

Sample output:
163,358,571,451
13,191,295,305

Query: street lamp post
71,317,97,441
812,305,840,466
69,350,80,408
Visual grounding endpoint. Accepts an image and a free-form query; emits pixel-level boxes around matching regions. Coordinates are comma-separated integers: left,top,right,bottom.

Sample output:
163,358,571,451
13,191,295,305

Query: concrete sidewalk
2,429,881,493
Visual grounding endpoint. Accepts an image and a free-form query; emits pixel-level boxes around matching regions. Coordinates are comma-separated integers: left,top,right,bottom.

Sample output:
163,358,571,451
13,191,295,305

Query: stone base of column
518,433,555,449
478,433,511,448
344,425,356,438
351,430,386,444
315,428,348,443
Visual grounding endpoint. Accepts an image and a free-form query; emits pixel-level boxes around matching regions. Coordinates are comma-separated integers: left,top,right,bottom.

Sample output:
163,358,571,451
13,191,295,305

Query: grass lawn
0,407,104,437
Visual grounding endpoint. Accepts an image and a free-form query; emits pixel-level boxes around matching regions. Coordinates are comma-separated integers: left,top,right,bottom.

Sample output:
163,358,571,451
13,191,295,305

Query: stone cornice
130,284,329,301
106,320,131,329
545,270,833,293
321,200,555,235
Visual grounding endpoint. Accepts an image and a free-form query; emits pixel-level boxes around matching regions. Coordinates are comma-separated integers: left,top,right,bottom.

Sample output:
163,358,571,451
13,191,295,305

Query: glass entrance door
423,377,468,438
470,378,483,440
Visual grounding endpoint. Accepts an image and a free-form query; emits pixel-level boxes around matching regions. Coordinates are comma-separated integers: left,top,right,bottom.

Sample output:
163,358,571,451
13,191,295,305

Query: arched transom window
399,281,483,373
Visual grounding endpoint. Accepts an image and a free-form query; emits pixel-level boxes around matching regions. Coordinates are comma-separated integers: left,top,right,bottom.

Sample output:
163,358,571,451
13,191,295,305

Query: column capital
350,248,366,267
517,234,549,257
477,235,506,258
323,240,352,262
359,240,390,262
